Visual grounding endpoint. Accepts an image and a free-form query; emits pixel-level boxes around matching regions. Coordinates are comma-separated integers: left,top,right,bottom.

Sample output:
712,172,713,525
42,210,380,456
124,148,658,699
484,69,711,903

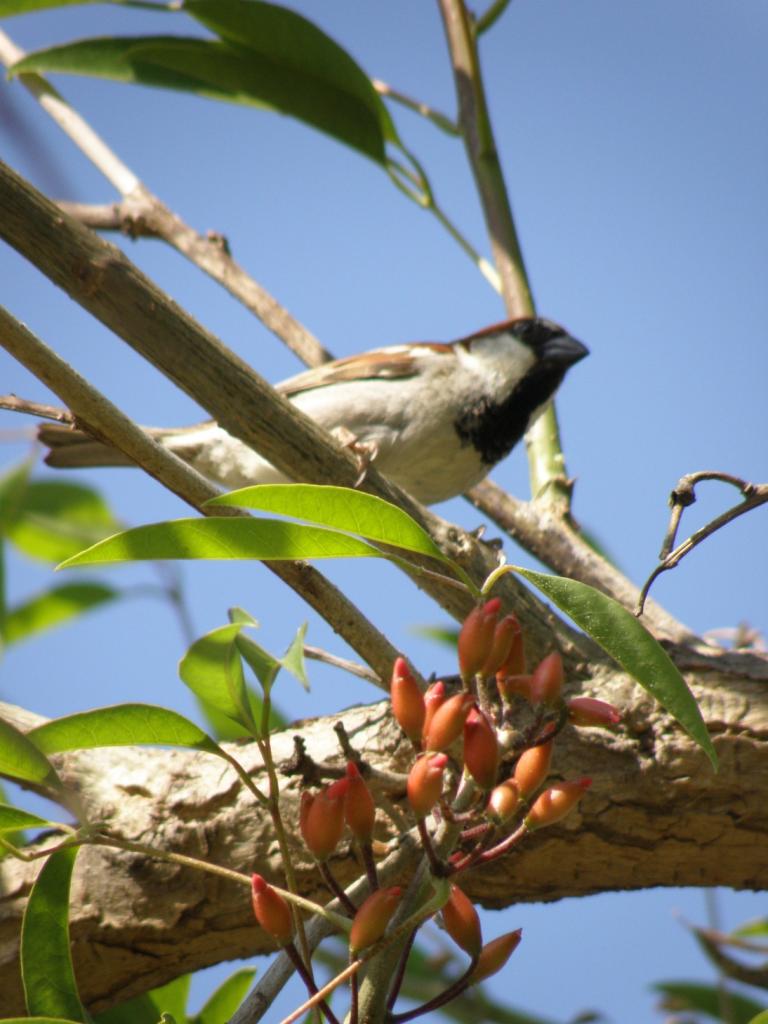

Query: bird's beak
542,333,590,367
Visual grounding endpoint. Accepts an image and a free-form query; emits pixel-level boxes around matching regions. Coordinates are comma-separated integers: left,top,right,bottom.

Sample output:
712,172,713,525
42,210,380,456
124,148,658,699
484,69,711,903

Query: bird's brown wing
277,344,451,397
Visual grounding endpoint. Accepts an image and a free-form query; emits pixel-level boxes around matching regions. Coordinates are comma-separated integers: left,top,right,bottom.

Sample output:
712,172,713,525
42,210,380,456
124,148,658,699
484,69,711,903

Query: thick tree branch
0,650,765,1015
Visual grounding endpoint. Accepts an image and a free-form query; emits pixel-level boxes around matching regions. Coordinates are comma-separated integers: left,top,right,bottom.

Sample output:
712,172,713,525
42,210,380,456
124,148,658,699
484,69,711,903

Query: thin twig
372,79,460,135
0,29,331,370
0,394,73,423
637,474,768,615
303,646,382,685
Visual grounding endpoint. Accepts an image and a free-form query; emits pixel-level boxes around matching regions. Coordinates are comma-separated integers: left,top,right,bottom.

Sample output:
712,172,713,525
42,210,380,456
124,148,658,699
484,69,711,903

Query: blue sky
1,2,766,1021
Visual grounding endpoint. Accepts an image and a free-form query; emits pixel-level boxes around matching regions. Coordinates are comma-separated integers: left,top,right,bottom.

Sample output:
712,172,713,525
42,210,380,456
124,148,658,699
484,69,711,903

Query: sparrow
38,317,588,505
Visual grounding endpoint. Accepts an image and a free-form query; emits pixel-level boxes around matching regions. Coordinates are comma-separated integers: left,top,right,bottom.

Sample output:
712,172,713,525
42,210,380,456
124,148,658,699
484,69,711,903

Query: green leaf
0,459,32,534
279,622,309,691
0,1019,88,1023
209,484,452,566
7,480,119,563
747,1013,768,1024
28,704,220,755
179,624,256,731
654,981,765,1023
234,632,279,696
185,0,395,161
733,918,768,939
12,3,395,167
94,973,191,1024
0,0,98,13
58,517,383,569
3,582,118,646
21,847,86,1021
0,802,59,834
0,716,62,789
513,567,717,768
193,967,256,1024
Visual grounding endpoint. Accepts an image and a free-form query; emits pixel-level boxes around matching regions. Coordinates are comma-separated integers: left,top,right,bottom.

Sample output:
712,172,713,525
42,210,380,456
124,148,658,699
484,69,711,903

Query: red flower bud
495,617,526,679
442,884,482,957
349,886,402,952
525,778,592,830
458,598,501,680
344,762,376,842
513,739,553,799
300,778,348,860
463,706,499,790
481,614,520,677
530,652,564,706
423,692,475,752
422,681,446,742
390,656,426,742
407,752,449,817
470,929,522,984
251,874,293,945
567,697,621,728
497,673,534,704
487,779,521,823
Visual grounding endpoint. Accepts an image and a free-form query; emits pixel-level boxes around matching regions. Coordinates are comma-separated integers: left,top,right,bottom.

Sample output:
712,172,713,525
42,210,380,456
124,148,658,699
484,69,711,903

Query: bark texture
0,647,766,1015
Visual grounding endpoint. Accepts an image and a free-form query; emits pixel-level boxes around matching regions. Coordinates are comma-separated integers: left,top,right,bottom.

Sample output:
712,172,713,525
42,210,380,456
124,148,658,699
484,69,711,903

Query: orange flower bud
300,778,348,860
407,752,449,817
442,884,482,957
251,874,293,945
470,929,522,984
495,616,525,678
423,692,475,752
481,614,520,677
487,779,521,823
530,652,564,706
344,762,376,842
422,681,446,742
525,778,592,830
567,697,621,728
390,656,425,742
497,673,534,704
513,739,553,799
463,706,499,790
458,598,501,680
349,886,402,952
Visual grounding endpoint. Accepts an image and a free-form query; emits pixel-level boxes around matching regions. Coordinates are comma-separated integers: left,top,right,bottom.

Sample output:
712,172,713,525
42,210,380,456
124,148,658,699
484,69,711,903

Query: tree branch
0,646,765,1016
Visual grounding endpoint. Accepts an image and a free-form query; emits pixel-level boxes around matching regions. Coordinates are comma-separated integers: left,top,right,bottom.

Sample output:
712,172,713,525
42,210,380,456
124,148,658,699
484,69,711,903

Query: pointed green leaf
0,716,62,789
279,622,309,691
94,973,191,1024
734,918,768,939
28,704,220,755
0,803,60,834
12,3,394,167
58,518,383,568
209,485,451,565
146,975,190,1023
3,582,118,646
193,967,256,1024
7,480,119,563
21,847,86,1021
179,624,256,730
234,632,279,696
513,567,717,768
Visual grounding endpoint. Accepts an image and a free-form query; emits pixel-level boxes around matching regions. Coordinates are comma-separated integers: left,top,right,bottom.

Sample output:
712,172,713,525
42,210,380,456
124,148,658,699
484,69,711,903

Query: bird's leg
332,426,379,488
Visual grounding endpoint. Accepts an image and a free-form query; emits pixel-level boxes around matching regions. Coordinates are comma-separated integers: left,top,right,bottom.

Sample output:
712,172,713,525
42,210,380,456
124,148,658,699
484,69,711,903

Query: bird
37,317,588,506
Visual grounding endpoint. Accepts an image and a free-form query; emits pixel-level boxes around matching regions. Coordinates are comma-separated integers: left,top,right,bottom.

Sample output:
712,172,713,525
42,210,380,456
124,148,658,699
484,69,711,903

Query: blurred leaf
735,920,768,939
655,981,765,1023
193,966,256,1024
411,624,459,649
0,802,58,833
747,1013,768,1024
58,518,383,568
0,459,32,534
179,624,257,731
95,973,191,1024
0,0,102,12
513,567,717,768
209,484,451,567
0,1018,86,1023
21,847,86,1021
3,581,117,646
0,715,62,789
28,703,221,755
7,480,118,563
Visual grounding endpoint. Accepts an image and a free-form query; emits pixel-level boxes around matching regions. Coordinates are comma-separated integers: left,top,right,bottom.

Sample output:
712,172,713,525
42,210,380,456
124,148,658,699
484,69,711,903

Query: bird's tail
37,422,204,469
